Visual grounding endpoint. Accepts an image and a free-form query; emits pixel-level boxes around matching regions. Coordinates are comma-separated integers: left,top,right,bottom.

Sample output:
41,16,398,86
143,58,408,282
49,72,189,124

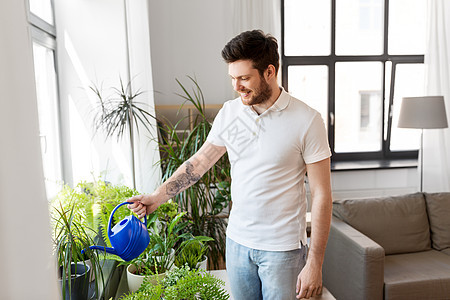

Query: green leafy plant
52,179,140,249
109,202,211,279
145,210,213,273
90,77,155,188
89,181,140,247
120,265,230,300
52,202,105,298
156,76,231,269
174,239,210,270
51,183,99,240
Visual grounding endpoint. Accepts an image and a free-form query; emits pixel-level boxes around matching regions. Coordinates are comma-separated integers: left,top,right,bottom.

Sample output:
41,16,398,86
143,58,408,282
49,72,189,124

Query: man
127,30,332,300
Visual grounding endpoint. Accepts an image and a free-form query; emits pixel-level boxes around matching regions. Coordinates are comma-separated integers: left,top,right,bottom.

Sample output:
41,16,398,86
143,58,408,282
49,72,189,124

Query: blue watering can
82,202,150,261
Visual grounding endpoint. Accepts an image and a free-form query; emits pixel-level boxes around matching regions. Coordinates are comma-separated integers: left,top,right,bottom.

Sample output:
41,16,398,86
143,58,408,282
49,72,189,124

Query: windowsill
331,158,417,172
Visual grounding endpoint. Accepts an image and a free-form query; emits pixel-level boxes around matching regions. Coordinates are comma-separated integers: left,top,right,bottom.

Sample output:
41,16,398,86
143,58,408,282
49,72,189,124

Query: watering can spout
81,245,118,256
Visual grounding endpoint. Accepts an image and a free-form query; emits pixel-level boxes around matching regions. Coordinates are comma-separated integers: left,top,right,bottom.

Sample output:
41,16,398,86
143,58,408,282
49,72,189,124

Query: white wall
148,0,235,106
331,168,418,200
55,0,160,192
0,0,59,298
148,0,420,198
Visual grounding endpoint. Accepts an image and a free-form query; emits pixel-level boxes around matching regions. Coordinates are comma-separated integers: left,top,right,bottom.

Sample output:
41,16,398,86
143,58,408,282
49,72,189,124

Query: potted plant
156,76,232,269
52,202,105,299
120,265,230,300
174,239,211,270
126,253,171,293
85,180,141,247
90,77,155,189
52,179,141,252
125,202,213,292
146,210,213,270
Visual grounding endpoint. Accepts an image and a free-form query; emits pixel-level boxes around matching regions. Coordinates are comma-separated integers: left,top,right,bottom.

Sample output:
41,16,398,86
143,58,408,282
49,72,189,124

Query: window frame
281,0,422,162
27,0,65,196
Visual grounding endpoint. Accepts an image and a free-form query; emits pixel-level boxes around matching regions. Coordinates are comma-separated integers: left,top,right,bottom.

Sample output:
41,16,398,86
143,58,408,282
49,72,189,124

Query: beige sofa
323,192,450,300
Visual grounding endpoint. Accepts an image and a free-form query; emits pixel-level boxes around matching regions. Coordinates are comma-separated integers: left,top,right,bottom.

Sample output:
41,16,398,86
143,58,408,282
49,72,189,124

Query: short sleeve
302,112,331,164
206,106,226,147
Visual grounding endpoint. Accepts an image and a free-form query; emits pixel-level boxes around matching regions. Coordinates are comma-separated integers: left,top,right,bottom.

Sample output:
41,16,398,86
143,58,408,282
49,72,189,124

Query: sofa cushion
384,250,450,300
333,193,431,254
424,193,450,250
442,248,450,256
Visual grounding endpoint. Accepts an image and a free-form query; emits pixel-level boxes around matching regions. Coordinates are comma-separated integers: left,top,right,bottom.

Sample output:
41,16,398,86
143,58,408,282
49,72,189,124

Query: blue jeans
226,237,308,300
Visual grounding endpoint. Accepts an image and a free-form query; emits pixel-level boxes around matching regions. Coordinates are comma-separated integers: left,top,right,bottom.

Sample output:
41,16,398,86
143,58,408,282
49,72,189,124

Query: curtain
0,0,59,298
125,0,161,193
424,0,450,192
231,0,281,82
231,0,281,45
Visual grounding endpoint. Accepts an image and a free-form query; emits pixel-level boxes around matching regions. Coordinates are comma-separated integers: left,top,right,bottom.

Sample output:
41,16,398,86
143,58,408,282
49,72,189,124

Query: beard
240,76,273,106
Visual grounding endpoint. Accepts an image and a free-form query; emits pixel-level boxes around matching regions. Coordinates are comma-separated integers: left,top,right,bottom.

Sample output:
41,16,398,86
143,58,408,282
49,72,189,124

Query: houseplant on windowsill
52,179,141,257
90,77,155,189
52,202,105,300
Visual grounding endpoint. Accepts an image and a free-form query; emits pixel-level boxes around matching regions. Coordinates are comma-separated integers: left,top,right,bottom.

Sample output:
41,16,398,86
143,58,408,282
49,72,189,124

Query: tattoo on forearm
165,161,201,196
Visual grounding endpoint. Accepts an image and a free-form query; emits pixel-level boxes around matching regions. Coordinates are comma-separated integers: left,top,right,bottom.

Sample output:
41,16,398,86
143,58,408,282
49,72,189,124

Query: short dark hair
221,30,279,77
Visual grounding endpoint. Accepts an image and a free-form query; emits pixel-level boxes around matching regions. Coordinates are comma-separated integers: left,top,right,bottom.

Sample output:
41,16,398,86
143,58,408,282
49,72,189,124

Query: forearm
308,192,332,266
151,159,204,204
151,142,226,205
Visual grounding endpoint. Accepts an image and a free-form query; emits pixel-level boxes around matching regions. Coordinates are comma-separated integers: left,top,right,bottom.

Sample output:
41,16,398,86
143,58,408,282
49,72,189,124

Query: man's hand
127,194,162,219
296,261,323,299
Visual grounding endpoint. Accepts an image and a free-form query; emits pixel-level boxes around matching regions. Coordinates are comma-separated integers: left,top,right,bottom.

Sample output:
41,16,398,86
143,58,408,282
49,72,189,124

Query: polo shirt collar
270,87,290,112
239,87,290,112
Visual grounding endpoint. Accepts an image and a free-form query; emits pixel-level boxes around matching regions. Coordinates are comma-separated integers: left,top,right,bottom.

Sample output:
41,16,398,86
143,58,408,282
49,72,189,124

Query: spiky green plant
156,76,231,269
174,239,210,270
53,202,105,299
90,77,155,188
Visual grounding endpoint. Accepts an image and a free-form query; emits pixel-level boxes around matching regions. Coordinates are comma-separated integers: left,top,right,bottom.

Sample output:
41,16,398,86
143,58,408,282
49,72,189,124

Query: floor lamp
398,96,448,192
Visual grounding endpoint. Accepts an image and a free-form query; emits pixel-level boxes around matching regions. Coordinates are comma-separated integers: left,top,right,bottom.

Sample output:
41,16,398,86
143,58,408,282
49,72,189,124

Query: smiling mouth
240,90,252,98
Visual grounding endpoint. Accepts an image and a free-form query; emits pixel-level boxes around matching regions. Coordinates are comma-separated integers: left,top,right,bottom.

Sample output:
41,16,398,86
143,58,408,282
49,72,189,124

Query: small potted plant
126,211,186,292
125,253,168,293
174,239,211,270
126,202,213,292
120,265,230,300
52,202,105,300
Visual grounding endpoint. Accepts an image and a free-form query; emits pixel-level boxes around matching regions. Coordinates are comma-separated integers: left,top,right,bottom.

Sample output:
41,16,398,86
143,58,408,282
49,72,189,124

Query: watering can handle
108,202,148,236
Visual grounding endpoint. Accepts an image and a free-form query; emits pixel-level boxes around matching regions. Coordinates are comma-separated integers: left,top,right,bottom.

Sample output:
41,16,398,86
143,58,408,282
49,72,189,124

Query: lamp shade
398,96,449,129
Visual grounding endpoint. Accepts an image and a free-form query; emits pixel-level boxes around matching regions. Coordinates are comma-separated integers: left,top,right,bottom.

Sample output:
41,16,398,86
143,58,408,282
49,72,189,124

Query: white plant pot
127,264,166,293
153,248,176,270
196,256,208,270
126,264,145,293
126,250,174,293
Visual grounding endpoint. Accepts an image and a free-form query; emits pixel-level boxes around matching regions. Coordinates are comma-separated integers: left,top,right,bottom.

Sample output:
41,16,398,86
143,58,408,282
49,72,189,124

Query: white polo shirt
207,88,331,251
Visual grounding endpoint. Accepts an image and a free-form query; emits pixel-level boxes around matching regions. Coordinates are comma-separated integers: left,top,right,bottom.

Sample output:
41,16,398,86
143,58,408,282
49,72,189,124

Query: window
282,0,426,161
27,0,63,198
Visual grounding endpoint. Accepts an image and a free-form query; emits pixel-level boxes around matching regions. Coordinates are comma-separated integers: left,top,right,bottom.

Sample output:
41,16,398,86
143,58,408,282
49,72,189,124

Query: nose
232,79,242,92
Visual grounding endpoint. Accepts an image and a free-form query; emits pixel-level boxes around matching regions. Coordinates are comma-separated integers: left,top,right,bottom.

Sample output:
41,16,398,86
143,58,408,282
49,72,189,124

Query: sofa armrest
323,216,385,300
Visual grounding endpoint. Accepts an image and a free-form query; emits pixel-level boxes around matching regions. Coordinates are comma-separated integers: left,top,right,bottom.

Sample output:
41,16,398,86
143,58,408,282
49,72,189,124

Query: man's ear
266,64,276,80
